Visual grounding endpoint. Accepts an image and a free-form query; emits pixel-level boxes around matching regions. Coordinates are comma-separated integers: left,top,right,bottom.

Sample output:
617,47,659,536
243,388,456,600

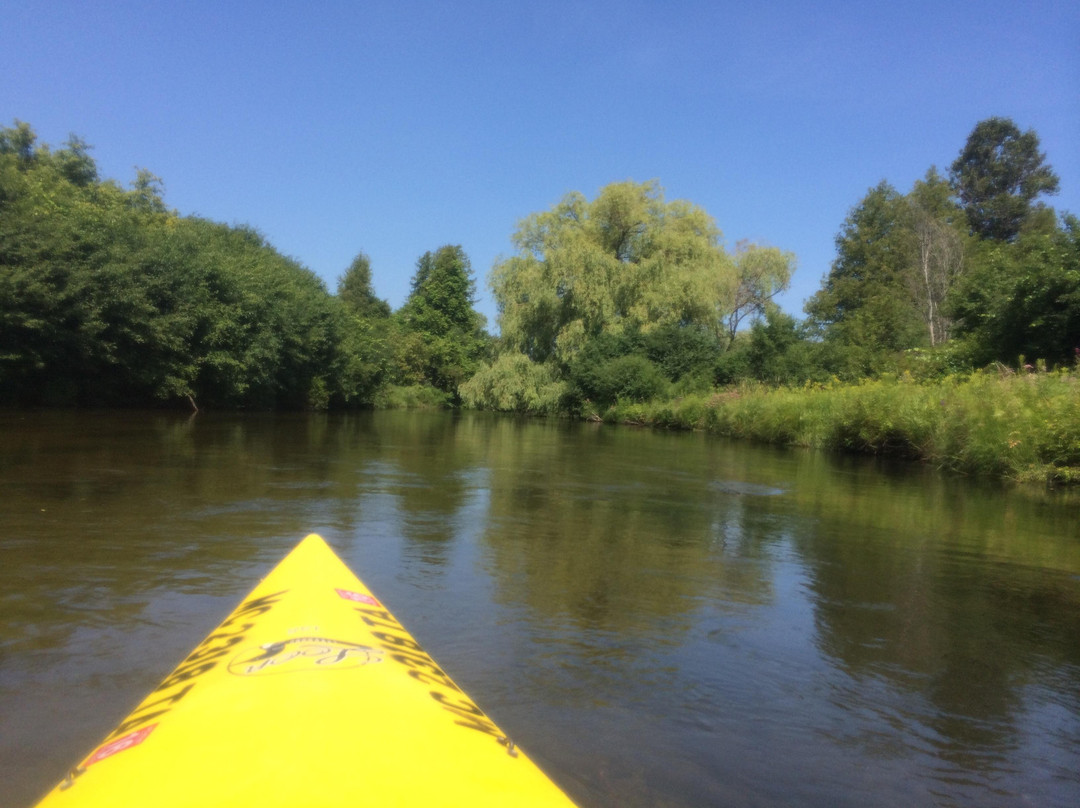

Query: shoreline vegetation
3,119,1078,487
593,369,1080,487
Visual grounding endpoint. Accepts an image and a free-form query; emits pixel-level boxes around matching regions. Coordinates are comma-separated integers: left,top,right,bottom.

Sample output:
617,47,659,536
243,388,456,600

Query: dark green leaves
949,117,1060,242
0,122,350,409
394,245,488,399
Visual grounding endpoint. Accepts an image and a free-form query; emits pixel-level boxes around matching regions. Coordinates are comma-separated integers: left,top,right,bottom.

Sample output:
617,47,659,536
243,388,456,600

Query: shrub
573,354,667,408
458,354,568,414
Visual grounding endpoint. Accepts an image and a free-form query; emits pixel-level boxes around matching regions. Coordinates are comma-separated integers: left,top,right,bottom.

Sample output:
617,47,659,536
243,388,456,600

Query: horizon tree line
1,117,1074,413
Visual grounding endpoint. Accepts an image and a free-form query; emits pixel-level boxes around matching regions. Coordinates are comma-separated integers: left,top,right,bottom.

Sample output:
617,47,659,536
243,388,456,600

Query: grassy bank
602,369,1080,485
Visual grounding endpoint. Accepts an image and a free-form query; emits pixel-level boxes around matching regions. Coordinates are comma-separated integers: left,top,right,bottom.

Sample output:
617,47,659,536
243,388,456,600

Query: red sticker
85,724,157,766
335,588,379,607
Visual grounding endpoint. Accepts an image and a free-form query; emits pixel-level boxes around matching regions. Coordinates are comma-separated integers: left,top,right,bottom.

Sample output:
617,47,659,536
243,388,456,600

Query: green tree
642,322,722,389
0,120,36,165
0,122,350,410
333,251,393,405
129,168,168,213
572,353,667,410
949,117,1060,242
805,182,926,372
950,215,1080,367
906,168,969,346
337,251,391,319
745,307,818,385
458,352,568,414
0,126,163,404
395,245,487,397
726,241,795,347
133,217,343,409
490,180,737,366
55,135,98,186
714,307,831,386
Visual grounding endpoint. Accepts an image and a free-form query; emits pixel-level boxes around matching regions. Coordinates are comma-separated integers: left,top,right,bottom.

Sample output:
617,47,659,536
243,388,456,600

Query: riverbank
601,369,1080,486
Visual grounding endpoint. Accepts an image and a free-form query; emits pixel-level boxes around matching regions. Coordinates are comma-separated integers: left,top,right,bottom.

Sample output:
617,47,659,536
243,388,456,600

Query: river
1,409,1078,807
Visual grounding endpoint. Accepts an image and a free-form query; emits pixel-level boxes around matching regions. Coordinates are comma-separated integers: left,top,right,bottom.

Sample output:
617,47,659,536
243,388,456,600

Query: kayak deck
34,534,579,807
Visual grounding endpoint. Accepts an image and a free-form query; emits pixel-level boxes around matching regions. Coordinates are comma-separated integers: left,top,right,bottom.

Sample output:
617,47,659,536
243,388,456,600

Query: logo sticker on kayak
85,723,158,766
59,724,159,791
335,588,380,606
228,637,384,676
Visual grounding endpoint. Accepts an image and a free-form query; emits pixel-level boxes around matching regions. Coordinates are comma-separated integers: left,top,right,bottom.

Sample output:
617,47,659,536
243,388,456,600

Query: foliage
458,353,568,414
805,181,929,370
596,370,1080,485
477,180,792,407
802,117,1070,378
333,251,394,404
949,117,1060,242
714,333,752,386
333,311,394,407
571,353,668,411
641,322,721,384
0,122,377,409
395,245,488,400
372,383,451,410
490,180,738,365
557,323,724,409
726,241,795,346
338,251,391,319
744,307,829,385
949,216,1080,367
906,168,969,346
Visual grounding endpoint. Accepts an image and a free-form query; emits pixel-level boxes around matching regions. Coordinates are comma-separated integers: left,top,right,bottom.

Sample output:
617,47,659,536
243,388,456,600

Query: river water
1,410,1078,807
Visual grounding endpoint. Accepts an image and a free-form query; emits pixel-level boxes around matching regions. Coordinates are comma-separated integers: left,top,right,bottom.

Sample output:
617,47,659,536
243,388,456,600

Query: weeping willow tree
463,181,793,412
492,180,740,365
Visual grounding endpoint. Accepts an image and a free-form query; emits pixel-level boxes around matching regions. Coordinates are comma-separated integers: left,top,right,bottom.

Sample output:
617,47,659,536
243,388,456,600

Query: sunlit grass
606,370,1080,485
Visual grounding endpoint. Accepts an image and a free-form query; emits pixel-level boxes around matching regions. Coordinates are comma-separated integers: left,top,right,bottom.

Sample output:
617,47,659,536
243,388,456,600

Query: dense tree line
3,117,1074,415
795,117,1075,382
465,118,1075,412
0,122,486,409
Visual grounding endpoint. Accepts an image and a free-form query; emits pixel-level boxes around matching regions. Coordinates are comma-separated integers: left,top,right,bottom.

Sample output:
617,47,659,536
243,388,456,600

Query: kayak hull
33,534,578,807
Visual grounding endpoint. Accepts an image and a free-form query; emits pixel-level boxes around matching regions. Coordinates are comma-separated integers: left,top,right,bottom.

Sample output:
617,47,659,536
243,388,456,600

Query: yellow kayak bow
34,534,579,807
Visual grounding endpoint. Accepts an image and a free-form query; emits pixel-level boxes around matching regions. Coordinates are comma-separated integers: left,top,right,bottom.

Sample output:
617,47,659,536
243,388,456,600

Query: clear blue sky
3,0,1077,329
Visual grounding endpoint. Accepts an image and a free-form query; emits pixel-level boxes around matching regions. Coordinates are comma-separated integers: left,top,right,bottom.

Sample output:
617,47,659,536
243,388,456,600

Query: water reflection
1,410,1078,808
790,466,1080,804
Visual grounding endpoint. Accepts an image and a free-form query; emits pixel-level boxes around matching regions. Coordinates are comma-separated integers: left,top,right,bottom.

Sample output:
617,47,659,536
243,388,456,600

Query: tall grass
605,370,1080,485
